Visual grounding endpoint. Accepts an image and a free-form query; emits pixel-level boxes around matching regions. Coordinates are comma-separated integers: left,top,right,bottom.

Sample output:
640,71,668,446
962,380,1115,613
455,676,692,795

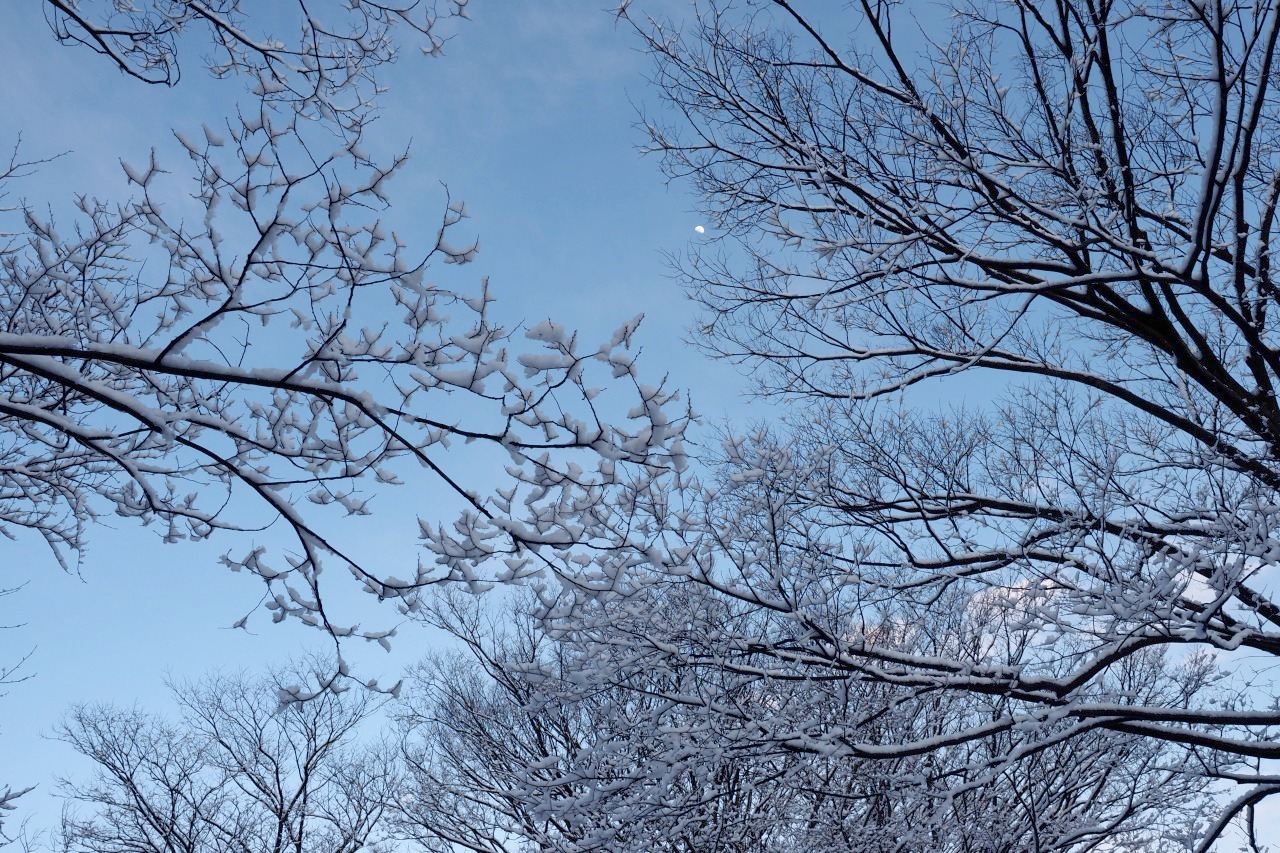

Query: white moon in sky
695,225,705,234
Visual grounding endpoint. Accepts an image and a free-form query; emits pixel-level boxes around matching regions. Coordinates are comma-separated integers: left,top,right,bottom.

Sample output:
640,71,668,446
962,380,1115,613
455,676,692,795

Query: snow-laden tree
390,586,1213,852
0,0,688,655
601,0,1280,846
41,0,467,132
0,0,688,833
0,109,683,638
55,663,396,852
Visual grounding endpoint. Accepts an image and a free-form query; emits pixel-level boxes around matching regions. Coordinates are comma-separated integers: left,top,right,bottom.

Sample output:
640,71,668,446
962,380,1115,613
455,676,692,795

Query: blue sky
0,1,759,834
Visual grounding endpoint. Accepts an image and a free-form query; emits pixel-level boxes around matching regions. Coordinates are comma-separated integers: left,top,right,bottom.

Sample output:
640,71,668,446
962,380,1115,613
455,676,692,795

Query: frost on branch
0,100,688,649
616,0,1280,846
392,588,1213,852
42,0,470,132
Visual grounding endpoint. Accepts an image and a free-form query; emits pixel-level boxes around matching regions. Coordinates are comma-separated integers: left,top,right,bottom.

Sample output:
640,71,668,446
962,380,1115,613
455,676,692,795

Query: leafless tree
393,591,831,852
0,0,687,655
391,585,1213,852
1,0,687,829
0,106,681,637
41,0,469,131
0,583,32,846
55,663,396,852
610,0,1280,846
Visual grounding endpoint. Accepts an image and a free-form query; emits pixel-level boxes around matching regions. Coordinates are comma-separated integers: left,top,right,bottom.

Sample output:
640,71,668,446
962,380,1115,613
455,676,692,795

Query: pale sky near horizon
0,1,757,836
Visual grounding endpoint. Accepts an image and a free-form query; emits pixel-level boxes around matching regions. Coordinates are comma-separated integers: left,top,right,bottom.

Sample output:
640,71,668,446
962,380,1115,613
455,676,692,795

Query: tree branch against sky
392,587,1215,851
12,0,1280,848
41,0,468,131
583,0,1280,847
0,0,687,659
55,662,397,852
0,2,693,837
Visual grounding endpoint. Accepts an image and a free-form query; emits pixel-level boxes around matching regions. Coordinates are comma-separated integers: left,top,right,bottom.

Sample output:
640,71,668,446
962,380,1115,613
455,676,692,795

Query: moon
695,225,705,234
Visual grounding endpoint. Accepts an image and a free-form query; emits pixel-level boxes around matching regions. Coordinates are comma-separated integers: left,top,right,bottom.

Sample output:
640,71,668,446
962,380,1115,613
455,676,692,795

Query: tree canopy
10,0,1280,849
